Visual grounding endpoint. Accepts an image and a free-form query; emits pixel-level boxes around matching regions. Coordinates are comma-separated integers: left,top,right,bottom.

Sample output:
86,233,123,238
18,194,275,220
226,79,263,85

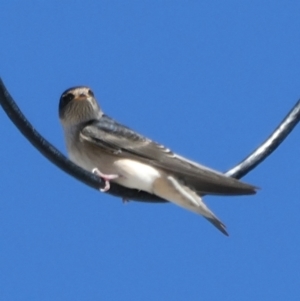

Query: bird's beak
74,93,88,101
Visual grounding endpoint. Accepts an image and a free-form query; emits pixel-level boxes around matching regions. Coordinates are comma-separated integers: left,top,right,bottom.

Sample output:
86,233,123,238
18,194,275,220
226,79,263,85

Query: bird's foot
92,168,119,192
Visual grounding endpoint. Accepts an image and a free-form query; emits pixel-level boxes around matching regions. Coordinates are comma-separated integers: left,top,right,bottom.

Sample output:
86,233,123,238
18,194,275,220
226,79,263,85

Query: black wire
1,77,300,203
0,78,165,203
225,100,300,179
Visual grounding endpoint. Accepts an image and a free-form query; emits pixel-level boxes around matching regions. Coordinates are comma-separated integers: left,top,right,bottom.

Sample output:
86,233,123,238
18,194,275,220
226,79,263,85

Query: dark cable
1,78,299,203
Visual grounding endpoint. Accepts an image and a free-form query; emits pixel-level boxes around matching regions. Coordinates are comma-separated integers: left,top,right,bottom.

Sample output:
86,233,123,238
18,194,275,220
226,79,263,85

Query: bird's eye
88,89,94,97
59,92,75,114
63,93,75,103
61,93,75,106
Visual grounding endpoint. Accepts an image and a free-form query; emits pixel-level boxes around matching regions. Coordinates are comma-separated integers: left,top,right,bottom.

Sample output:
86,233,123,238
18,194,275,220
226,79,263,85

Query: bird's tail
153,174,228,236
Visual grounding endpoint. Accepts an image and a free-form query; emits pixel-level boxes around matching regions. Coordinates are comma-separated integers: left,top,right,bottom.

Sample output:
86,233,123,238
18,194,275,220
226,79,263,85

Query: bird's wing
80,115,257,195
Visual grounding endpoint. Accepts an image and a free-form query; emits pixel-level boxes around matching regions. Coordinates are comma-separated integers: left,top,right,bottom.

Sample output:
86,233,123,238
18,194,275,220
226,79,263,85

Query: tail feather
153,175,229,236
205,216,228,236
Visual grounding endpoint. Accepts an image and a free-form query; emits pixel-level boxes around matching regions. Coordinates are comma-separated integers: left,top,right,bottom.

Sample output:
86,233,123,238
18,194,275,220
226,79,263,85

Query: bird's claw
92,168,119,192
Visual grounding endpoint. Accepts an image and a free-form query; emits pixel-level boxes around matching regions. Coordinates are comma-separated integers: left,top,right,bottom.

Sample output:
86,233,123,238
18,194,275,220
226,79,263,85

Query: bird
59,86,257,236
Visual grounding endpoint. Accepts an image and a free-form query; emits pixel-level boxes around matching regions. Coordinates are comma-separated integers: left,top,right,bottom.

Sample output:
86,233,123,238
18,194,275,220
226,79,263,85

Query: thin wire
0,78,165,203
1,78,300,203
226,100,300,179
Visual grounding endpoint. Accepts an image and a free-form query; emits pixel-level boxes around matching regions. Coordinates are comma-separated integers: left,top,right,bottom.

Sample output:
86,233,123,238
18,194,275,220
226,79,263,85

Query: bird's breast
65,133,161,193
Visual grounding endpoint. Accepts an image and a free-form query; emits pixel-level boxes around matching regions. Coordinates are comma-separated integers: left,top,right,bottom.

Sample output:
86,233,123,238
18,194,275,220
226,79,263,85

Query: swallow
59,86,257,236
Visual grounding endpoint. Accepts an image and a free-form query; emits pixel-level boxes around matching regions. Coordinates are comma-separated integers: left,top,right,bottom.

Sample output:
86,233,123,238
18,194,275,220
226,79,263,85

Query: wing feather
80,115,257,195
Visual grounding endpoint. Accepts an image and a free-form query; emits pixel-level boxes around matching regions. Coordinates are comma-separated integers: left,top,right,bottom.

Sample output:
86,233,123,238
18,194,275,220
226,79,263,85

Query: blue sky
1,1,300,300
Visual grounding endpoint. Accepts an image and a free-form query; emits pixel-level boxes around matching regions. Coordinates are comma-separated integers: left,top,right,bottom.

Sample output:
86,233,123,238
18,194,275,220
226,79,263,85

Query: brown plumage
59,86,257,236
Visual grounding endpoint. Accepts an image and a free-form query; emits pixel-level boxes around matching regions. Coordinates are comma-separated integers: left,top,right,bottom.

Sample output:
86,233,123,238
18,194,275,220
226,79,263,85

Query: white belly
65,134,161,193
112,159,161,193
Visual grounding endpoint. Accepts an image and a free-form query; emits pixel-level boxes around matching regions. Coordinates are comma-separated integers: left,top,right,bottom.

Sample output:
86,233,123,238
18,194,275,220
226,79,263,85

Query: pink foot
92,168,119,192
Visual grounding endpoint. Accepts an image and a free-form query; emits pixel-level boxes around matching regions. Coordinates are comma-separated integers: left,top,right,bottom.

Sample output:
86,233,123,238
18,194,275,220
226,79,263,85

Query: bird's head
59,86,102,127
